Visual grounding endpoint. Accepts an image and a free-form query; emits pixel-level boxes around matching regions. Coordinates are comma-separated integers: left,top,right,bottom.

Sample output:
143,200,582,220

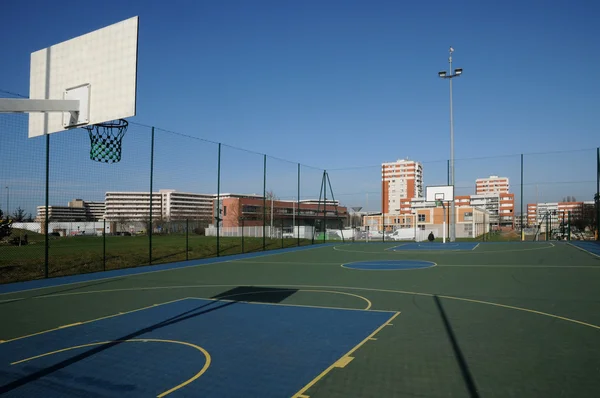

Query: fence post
520,154,524,241
217,143,221,257
281,217,284,248
323,170,327,243
44,134,50,278
186,219,189,261
103,218,106,271
567,211,571,241
263,155,267,251
297,163,300,247
149,126,155,265
241,217,245,253
596,147,599,241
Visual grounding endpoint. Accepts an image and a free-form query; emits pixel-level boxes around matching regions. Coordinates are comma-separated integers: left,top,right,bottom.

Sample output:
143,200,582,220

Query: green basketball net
84,119,128,163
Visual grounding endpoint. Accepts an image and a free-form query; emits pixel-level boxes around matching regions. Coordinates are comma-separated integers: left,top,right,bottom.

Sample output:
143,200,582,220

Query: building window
223,206,227,216
418,214,425,222
464,212,473,221
418,225,425,230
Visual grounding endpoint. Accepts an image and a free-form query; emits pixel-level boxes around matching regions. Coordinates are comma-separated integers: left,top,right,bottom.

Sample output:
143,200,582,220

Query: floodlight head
438,71,447,78
454,68,463,76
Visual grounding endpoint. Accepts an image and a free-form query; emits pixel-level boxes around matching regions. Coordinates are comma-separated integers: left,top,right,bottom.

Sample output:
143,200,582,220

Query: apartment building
160,190,214,221
381,159,423,215
527,201,594,227
105,190,216,222
435,193,515,228
36,199,105,222
476,176,509,195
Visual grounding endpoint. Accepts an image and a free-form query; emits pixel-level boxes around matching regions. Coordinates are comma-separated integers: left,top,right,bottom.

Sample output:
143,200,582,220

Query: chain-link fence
1,110,598,284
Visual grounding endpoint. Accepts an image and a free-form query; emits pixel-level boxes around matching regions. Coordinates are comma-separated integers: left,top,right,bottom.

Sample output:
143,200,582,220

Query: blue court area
390,242,479,251
0,298,395,397
343,260,436,270
570,241,600,257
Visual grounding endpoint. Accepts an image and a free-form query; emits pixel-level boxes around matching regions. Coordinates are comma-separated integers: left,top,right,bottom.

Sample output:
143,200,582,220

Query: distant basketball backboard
426,185,454,203
27,16,139,137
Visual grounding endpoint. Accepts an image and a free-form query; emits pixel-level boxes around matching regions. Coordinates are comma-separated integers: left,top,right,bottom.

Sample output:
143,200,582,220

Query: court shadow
212,286,298,304
433,295,480,398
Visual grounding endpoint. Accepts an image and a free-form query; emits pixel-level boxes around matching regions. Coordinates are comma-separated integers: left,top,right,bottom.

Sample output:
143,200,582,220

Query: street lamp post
438,46,463,242
5,186,8,218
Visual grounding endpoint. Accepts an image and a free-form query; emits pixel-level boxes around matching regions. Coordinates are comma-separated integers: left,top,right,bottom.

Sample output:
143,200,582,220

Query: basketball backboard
28,16,139,137
426,185,454,203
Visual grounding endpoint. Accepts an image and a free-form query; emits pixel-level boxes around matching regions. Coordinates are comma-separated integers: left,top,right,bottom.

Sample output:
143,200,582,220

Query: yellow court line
58,322,82,329
0,297,189,344
292,311,400,398
435,294,600,330
11,338,210,397
567,242,600,259
217,289,372,310
334,356,354,368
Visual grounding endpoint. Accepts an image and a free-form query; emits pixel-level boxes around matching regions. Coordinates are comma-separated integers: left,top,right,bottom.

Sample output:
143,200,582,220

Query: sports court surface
1,241,600,397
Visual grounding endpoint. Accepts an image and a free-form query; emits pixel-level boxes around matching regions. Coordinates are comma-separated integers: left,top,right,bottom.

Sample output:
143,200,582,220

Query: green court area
1,241,599,397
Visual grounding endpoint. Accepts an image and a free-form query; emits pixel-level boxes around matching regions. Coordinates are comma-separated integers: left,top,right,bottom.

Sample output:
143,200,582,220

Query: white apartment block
476,176,509,195
36,199,105,222
382,159,423,215
105,190,214,222
161,190,215,220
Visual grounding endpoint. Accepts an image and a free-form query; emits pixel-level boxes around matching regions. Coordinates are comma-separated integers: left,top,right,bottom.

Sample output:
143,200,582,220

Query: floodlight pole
438,47,462,242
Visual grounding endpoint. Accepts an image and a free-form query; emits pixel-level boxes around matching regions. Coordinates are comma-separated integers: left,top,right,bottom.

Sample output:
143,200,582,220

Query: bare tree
12,207,29,222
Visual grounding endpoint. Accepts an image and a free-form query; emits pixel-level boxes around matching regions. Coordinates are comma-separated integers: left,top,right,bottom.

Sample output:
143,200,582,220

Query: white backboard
426,185,454,202
29,16,139,137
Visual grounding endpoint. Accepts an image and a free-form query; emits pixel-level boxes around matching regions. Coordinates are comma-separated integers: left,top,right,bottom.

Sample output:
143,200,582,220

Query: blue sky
1,0,599,213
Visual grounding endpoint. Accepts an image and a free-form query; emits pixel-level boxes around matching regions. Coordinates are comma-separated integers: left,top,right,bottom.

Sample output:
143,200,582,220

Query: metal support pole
521,154,524,241
44,134,49,278
103,218,106,272
241,217,245,253
297,163,300,247
323,171,327,243
597,147,599,240
186,219,189,261
217,143,221,257
567,211,571,241
449,55,456,243
281,217,284,248
263,155,267,251
149,127,154,265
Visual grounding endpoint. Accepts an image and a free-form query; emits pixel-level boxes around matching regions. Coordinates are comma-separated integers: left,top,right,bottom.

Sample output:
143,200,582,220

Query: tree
0,208,13,239
12,207,29,222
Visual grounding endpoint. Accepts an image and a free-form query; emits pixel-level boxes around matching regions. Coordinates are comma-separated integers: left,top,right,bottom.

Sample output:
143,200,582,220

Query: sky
1,0,599,214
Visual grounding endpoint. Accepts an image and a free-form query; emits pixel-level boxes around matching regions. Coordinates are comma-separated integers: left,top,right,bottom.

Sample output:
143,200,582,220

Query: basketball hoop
83,119,128,163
